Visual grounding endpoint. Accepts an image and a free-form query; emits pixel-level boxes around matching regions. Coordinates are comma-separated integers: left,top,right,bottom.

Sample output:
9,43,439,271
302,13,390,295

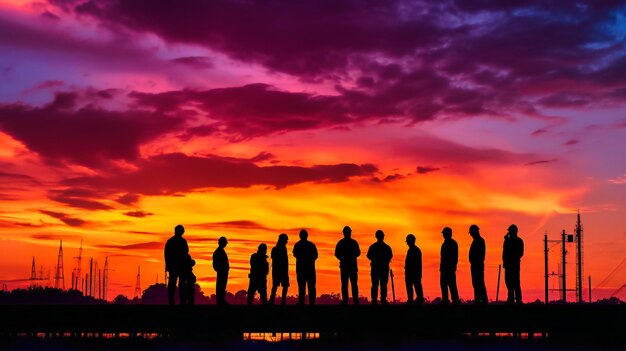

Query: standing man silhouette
440,227,459,304
404,234,424,305
335,226,361,305
469,224,488,304
503,224,524,305
164,224,189,305
367,230,393,305
213,236,229,305
270,233,289,305
293,229,318,305
247,244,269,305
269,233,289,305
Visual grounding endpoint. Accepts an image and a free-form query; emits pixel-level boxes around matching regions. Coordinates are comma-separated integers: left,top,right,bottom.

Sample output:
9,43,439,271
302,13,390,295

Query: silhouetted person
503,224,524,305
270,233,289,305
335,226,361,305
247,244,269,305
469,224,488,304
164,224,189,305
213,236,229,305
404,234,424,305
367,230,393,305
293,229,318,305
440,227,459,304
181,253,197,305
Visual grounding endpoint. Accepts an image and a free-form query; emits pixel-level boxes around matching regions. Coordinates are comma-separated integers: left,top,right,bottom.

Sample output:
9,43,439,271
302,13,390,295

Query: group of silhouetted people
164,224,524,306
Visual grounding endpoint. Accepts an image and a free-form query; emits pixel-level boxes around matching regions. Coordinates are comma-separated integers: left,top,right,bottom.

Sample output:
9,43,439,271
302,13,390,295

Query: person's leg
188,280,195,305
309,273,316,305
168,274,177,305
350,269,359,304
416,278,424,304
281,282,288,305
449,272,459,303
179,278,187,305
405,276,414,303
380,269,389,303
478,269,488,303
260,280,268,304
504,269,514,303
371,269,379,304
297,274,306,305
340,267,349,303
514,270,522,303
216,271,227,305
269,281,278,305
440,272,449,303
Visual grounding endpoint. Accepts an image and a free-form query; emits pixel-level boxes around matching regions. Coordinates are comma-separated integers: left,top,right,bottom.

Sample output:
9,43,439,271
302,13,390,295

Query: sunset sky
1,0,625,302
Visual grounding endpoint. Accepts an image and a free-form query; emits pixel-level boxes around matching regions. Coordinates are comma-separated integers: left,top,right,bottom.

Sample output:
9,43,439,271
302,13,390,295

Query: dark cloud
0,93,184,168
189,220,270,231
52,0,626,116
416,166,441,174
564,139,579,146
98,241,163,250
170,56,213,69
48,188,112,210
525,159,558,166
116,193,141,206
39,210,88,227
123,210,153,218
65,152,378,194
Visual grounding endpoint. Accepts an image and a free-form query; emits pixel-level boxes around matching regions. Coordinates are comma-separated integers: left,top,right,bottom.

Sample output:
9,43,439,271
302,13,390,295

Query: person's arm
334,241,341,261
520,239,524,259
313,243,318,260
417,248,422,278
367,245,373,261
355,242,361,257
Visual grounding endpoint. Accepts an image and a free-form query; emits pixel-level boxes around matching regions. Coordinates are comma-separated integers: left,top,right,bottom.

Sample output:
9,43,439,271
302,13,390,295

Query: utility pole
543,232,549,305
576,211,583,303
561,230,567,302
74,240,83,292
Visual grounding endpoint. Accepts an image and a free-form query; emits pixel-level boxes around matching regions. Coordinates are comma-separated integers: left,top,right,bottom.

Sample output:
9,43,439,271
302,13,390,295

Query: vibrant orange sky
0,0,625,302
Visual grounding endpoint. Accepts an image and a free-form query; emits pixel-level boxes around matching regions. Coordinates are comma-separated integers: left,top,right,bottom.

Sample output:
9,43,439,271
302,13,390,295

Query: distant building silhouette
213,236,230,305
270,234,289,305
247,244,269,305
164,225,189,305
335,226,361,305
440,227,459,304
503,224,524,305
469,224,488,304
293,229,318,305
367,230,393,305
404,234,424,304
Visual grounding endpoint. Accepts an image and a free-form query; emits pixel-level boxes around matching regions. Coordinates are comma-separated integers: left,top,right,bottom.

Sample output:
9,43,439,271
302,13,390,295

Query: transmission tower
103,257,109,301
73,240,83,291
54,240,65,290
134,265,141,298
30,257,37,286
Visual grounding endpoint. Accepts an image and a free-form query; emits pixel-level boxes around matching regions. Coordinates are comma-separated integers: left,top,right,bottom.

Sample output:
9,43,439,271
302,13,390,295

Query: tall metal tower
30,257,37,286
134,265,141,298
103,257,109,301
54,240,65,290
73,240,83,291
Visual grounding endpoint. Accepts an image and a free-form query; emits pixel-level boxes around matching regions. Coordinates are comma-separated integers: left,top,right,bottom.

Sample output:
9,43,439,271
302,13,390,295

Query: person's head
442,227,452,240
375,229,385,242
218,236,228,248
299,229,308,241
405,234,416,247
278,233,288,245
342,226,352,239
508,224,518,237
174,224,185,236
258,243,267,254
469,224,480,238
